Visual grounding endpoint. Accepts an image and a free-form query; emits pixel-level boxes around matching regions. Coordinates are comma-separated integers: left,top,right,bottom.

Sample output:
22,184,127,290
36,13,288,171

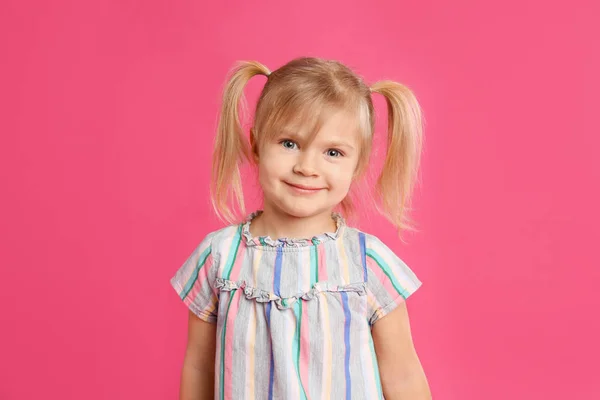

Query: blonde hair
211,57,423,233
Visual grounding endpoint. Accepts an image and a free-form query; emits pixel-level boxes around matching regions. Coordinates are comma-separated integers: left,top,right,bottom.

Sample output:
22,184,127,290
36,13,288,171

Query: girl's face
255,109,361,220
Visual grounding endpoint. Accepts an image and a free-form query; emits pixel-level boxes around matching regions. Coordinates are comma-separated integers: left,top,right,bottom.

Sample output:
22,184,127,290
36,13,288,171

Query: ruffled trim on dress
241,210,345,248
215,277,366,310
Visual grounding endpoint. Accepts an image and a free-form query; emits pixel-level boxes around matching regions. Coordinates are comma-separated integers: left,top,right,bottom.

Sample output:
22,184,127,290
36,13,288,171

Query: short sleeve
365,235,422,325
170,233,219,323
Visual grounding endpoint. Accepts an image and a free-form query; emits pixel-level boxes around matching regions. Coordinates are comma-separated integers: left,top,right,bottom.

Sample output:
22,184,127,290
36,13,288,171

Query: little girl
171,57,431,400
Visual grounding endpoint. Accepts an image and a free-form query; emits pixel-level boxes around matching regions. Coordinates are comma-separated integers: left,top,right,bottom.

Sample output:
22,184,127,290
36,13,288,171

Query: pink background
1,1,598,399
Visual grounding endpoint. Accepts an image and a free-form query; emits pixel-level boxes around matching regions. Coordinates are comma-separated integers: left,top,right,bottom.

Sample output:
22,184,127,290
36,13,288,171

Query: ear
249,128,260,162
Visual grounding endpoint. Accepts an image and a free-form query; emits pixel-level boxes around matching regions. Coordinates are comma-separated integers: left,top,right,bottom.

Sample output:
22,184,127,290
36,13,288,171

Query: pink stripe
183,256,213,305
224,290,243,400
246,248,263,400
246,308,257,400
321,298,332,400
366,257,400,298
300,303,311,400
229,245,247,281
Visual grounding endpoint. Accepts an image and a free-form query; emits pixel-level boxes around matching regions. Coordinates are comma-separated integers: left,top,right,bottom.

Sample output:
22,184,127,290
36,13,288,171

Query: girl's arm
372,302,431,399
179,310,217,400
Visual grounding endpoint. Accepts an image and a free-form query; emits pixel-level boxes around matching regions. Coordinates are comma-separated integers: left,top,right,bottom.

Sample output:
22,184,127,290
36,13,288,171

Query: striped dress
170,211,422,400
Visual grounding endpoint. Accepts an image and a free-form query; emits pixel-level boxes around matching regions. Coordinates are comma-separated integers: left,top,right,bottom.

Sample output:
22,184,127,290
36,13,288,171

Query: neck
250,204,337,240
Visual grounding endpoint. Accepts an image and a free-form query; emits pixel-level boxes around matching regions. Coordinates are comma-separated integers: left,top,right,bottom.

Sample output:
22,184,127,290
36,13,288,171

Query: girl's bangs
258,94,364,144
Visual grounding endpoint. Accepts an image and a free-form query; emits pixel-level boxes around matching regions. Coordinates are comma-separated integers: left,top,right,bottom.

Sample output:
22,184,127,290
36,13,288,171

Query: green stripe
365,249,409,299
369,334,384,399
310,246,318,285
181,247,211,299
293,301,308,400
223,225,242,280
219,290,237,400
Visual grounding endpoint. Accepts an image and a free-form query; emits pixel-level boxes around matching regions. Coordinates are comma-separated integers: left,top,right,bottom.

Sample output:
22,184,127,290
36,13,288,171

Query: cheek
258,148,293,174
256,156,281,187
329,167,355,190
256,162,270,185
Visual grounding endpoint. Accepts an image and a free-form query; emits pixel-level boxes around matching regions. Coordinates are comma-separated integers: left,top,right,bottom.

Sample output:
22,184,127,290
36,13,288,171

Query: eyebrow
326,140,356,151
277,130,303,141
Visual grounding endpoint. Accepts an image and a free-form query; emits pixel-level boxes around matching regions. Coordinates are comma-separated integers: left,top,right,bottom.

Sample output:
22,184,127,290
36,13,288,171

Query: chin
278,202,335,219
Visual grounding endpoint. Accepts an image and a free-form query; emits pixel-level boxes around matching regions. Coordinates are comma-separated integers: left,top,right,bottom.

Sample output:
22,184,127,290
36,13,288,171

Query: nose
293,151,319,177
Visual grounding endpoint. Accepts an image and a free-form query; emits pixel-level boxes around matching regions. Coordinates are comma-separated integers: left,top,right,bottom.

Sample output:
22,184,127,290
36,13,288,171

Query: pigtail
211,61,271,223
370,81,423,233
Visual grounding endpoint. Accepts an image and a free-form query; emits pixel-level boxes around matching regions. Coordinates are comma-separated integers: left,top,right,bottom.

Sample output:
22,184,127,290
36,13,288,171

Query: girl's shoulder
342,225,423,324
340,223,399,256
192,222,243,256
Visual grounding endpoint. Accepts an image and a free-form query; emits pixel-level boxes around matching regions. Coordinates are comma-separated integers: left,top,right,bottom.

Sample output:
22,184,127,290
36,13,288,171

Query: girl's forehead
281,108,360,137
315,111,360,142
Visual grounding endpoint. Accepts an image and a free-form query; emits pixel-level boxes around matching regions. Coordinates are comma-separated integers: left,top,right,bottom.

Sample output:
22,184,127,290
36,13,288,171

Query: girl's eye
281,140,297,150
326,149,343,158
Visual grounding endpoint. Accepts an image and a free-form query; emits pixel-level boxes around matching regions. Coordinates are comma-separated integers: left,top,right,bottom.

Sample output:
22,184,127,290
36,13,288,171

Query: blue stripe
359,232,367,282
268,249,282,399
273,247,283,297
341,291,352,399
266,301,275,400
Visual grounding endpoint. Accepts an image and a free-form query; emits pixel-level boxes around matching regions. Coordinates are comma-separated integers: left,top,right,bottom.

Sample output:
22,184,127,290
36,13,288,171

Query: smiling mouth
284,182,325,193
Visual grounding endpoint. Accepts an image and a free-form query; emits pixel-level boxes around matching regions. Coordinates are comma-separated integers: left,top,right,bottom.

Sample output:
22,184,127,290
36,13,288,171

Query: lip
284,182,325,194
